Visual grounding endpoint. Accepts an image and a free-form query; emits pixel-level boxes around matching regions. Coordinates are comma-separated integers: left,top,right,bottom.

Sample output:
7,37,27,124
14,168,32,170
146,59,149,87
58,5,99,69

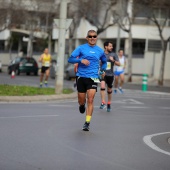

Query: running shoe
118,88,123,94
40,83,43,88
100,103,106,109
79,104,85,114
44,82,48,87
73,82,77,88
107,104,111,112
114,89,117,94
82,122,90,131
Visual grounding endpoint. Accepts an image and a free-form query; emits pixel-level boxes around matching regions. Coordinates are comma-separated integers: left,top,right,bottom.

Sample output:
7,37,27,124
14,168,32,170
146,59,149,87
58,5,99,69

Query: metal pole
55,0,68,94
116,25,121,53
151,52,155,77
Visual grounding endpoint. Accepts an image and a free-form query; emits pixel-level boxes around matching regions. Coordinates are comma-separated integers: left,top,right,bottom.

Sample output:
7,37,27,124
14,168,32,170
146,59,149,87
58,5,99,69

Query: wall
124,51,170,80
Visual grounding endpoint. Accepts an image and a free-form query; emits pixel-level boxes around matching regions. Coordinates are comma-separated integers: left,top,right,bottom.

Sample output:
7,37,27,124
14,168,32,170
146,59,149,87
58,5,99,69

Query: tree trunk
68,38,73,56
9,38,13,61
158,41,167,86
18,37,22,53
48,31,52,54
27,31,33,57
127,31,132,82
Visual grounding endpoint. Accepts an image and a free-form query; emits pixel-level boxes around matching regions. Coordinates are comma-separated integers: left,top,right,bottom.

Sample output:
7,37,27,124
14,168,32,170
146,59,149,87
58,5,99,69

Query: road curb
0,92,77,102
0,89,170,103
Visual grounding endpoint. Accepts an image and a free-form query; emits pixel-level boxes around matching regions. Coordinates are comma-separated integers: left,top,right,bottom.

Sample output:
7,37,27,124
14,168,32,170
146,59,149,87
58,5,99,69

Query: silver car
65,64,76,80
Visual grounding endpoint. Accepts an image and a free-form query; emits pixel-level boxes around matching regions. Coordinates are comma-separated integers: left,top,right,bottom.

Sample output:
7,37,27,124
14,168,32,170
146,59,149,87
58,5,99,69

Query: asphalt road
0,78,170,169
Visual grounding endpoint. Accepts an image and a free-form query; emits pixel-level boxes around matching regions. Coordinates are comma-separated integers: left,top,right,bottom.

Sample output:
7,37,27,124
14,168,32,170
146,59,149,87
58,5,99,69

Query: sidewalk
0,76,170,103
0,92,77,102
125,75,170,87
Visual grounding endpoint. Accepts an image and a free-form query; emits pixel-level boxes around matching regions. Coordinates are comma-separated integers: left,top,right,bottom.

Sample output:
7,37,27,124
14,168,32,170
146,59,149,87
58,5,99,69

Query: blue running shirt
68,43,107,78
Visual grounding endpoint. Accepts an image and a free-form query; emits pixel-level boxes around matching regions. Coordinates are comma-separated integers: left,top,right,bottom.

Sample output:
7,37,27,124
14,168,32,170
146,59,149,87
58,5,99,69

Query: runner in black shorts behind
100,41,120,112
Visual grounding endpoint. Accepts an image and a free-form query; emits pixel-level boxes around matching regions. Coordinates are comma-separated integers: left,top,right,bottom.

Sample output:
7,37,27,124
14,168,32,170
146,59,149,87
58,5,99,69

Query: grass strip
0,84,73,96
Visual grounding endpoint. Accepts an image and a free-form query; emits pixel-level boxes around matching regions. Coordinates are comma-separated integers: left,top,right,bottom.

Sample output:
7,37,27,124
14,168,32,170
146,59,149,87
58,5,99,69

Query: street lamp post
54,0,71,94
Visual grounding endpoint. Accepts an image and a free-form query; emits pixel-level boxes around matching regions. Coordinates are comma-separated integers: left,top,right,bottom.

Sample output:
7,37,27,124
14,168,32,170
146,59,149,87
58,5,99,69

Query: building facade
0,0,170,80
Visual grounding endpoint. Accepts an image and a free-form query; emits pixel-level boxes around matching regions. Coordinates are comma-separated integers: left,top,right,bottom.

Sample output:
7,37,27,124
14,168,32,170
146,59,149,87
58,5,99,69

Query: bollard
11,70,15,78
142,74,148,91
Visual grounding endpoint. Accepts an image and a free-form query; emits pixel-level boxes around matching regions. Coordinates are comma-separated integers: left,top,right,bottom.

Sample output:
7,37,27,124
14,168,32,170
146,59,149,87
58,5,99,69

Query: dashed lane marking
159,107,170,110
0,115,59,119
121,106,149,109
112,99,144,104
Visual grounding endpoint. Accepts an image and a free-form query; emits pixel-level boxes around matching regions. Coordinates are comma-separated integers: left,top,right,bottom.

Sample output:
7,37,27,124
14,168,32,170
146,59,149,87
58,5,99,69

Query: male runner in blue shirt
68,30,107,131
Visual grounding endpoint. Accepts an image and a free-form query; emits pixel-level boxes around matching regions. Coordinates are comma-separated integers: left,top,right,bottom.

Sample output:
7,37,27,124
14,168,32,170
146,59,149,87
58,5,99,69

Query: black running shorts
76,76,98,93
103,75,114,88
41,66,50,73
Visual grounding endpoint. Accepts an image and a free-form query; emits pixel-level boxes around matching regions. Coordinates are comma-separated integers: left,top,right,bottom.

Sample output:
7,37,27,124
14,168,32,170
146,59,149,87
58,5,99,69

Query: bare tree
0,0,59,56
138,0,170,85
0,0,11,32
0,0,27,57
114,0,133,82
71,0,118,35
67,2,83,55
34,0,59,54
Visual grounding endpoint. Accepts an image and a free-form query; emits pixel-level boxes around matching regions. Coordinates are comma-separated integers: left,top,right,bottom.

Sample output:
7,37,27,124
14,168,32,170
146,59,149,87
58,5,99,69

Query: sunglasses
88,35,97,38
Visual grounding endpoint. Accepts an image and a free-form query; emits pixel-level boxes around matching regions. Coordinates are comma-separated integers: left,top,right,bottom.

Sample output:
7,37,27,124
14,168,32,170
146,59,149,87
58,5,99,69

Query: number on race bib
106,62,111,70
45,61,50,67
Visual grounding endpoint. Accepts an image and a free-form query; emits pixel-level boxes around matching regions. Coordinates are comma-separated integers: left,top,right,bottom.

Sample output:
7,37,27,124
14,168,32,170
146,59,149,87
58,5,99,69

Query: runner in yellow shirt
38,48,52,87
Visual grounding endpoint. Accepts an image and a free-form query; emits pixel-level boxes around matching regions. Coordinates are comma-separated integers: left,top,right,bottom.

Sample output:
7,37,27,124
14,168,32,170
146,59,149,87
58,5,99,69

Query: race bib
44,61,50,67
106,62,111,70
91,78,100,83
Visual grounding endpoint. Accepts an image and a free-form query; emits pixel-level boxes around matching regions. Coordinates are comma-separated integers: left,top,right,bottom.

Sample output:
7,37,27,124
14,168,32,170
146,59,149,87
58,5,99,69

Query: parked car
8,57,38,76
0,60,2,72
50,59,57,79
65,64,76,80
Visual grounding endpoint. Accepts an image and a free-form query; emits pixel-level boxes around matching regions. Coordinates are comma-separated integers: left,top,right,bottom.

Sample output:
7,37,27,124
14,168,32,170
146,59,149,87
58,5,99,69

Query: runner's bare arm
38,54,43,63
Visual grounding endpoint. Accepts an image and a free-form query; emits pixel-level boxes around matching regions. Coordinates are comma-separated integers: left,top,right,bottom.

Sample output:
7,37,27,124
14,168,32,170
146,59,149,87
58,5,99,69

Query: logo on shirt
89,51,95,53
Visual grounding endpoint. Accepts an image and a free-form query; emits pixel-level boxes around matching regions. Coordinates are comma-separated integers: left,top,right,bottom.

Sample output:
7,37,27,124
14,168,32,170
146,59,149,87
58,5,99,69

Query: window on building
153,8,170,26
0,41,5,52
148,40,161,52
132,39,145,58
153,8,170,19
134,6,170,26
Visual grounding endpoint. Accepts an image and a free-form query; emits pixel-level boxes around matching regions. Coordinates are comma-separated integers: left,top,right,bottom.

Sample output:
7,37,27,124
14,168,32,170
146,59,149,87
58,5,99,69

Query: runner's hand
109,56,114,62
81,59,90,66
102,72,105,79
100,71,105,79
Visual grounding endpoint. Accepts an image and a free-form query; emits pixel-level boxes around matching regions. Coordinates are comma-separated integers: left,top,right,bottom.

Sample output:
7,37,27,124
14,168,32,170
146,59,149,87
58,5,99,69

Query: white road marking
49,104,169,110
129,99,144,104
112,99,144,104
50,104,76,107
146,91,170,95
0,115,59,119
50,104,103,109
121,106,149,109
143,132,170,156
159,107,170,110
